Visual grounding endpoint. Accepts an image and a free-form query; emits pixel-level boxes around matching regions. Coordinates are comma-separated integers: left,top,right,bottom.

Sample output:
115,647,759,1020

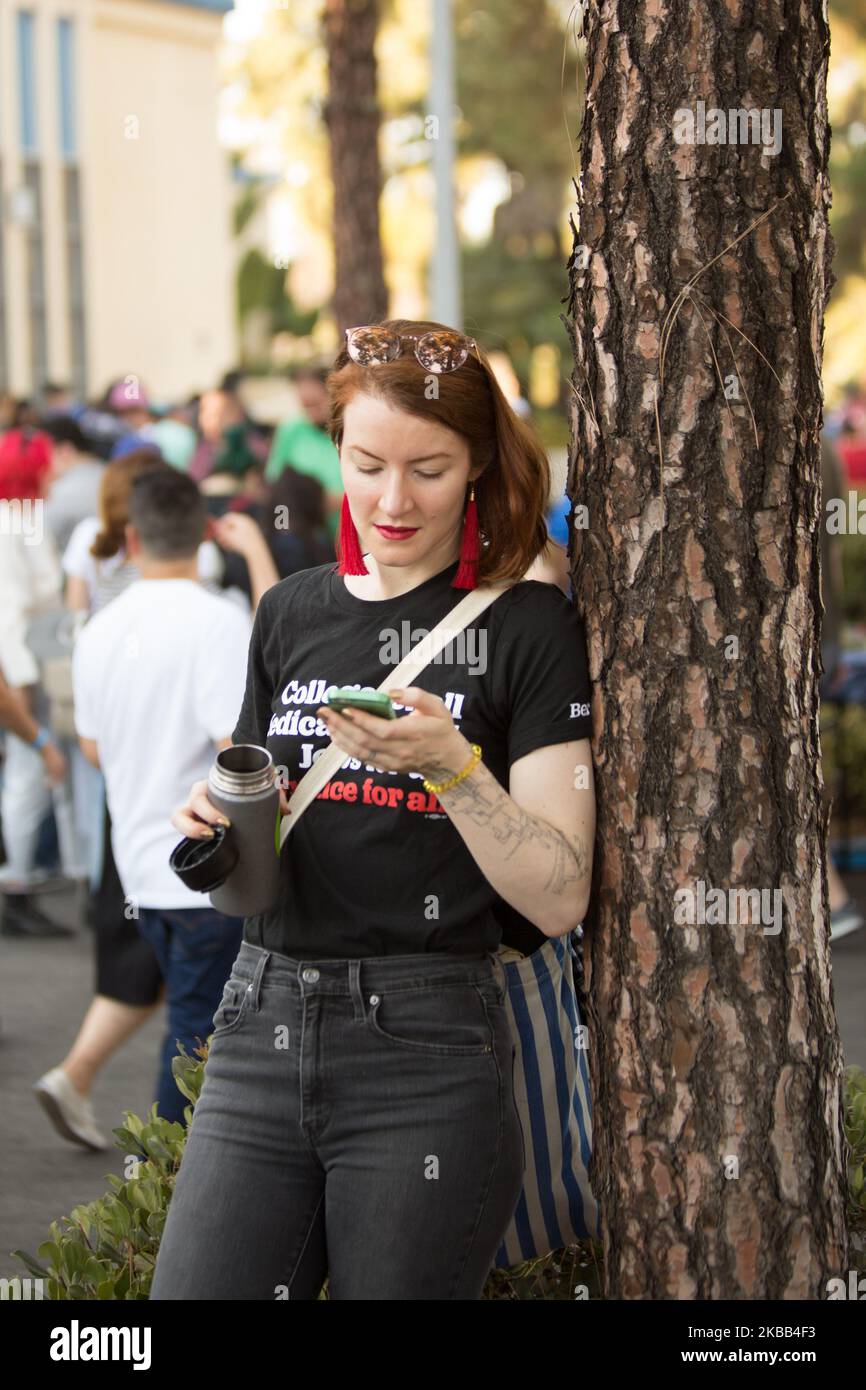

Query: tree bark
322,0,389,335
565,0,849,1297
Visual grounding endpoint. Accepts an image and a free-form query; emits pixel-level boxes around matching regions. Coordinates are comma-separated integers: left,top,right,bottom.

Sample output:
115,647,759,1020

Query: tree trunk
322,0,389,335
565,0,849,1297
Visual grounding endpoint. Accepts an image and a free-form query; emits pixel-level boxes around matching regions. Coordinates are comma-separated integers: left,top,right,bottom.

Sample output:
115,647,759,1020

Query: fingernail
217,817,230,826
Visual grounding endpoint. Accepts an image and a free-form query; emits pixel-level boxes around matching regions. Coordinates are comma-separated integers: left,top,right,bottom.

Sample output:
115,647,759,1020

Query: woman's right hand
171,779,231,839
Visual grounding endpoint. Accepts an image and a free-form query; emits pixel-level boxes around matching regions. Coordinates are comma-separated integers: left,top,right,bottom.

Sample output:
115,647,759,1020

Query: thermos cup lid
169,824,239,893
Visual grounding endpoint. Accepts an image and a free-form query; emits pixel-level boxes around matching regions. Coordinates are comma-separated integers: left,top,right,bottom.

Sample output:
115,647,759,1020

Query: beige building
0,0,235,403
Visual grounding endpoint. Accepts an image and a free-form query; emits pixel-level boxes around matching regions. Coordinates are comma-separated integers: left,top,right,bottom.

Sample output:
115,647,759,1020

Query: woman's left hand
315,686,469,782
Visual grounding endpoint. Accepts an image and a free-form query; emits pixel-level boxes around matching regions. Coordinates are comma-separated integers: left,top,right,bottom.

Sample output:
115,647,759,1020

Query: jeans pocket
210,976,252,1039
365,982,495,1057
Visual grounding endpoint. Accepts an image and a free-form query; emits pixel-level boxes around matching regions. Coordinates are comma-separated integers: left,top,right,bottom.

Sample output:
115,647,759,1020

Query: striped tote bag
491,931,599,1268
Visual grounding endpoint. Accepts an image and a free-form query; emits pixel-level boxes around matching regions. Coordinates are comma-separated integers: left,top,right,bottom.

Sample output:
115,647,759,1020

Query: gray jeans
149,940,526,1300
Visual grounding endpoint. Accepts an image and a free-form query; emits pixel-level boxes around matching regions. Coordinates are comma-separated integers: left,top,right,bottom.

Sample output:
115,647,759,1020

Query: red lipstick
374,525,419,540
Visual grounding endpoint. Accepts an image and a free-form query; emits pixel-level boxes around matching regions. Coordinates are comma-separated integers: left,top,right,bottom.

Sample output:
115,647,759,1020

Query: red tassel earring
336,493,369,575
452,481,480,589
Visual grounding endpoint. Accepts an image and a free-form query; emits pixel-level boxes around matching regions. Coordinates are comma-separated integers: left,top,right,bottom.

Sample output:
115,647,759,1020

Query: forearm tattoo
433,757,589,898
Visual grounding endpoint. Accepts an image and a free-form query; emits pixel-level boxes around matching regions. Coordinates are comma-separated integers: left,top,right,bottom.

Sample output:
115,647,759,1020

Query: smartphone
326,687,396,720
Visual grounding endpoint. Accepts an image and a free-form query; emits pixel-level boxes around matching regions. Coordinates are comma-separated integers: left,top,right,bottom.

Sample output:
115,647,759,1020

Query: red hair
326,318,550,585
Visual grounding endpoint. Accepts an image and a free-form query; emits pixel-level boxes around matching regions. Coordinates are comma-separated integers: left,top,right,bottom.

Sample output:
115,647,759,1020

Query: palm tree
322,0,389,334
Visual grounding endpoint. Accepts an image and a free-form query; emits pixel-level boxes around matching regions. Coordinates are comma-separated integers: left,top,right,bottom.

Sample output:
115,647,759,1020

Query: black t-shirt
231,558,593,959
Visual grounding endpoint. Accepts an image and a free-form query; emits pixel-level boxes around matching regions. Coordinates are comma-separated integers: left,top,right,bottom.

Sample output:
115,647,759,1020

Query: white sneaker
33,1067,110,1151
0,868,73,895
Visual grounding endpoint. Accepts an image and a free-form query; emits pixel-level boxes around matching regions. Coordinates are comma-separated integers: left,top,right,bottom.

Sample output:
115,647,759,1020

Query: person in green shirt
265,366,342,540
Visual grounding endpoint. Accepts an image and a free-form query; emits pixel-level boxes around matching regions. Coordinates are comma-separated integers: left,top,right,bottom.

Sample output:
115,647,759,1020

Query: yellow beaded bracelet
422,743,482,796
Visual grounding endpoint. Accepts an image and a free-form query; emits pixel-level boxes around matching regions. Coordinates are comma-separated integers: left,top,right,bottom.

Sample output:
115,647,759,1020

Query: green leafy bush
845,1065,866,1270
7,1044,206,1301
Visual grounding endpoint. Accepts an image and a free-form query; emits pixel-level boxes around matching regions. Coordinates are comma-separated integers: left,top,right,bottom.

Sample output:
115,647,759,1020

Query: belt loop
249,949,270,1011
486,948,506,998
349,959,366,1022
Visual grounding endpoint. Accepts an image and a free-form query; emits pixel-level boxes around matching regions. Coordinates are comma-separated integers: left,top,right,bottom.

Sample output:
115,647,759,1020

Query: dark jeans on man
149,940,525,1299
136,906,244,1126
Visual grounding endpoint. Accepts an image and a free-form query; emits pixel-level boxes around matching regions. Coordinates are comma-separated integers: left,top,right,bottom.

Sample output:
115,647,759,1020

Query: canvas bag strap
277,582,510,849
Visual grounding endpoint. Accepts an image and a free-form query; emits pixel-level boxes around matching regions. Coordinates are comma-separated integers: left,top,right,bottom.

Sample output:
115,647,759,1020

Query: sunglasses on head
344,325,479,374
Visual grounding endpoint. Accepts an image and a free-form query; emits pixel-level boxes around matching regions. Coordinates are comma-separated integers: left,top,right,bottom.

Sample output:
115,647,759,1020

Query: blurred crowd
0,364,346,1137
826,379,866,475
0,364,346,907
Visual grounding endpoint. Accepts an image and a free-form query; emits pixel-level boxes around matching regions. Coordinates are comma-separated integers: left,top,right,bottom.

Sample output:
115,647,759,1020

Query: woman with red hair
152,321,597,1300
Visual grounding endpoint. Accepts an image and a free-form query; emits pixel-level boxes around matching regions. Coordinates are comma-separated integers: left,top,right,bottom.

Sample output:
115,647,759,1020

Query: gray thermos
206,744,281,917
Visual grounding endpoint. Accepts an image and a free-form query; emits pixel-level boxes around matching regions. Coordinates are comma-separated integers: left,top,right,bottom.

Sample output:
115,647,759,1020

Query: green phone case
327,686,396,720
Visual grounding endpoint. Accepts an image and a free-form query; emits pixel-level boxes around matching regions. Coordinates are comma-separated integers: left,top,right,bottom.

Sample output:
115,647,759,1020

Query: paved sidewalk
2,880,865,1283
0,890,167,1283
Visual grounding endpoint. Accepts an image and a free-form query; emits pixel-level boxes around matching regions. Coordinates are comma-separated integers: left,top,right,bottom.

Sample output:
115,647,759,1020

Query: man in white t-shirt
69,468,252,1124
